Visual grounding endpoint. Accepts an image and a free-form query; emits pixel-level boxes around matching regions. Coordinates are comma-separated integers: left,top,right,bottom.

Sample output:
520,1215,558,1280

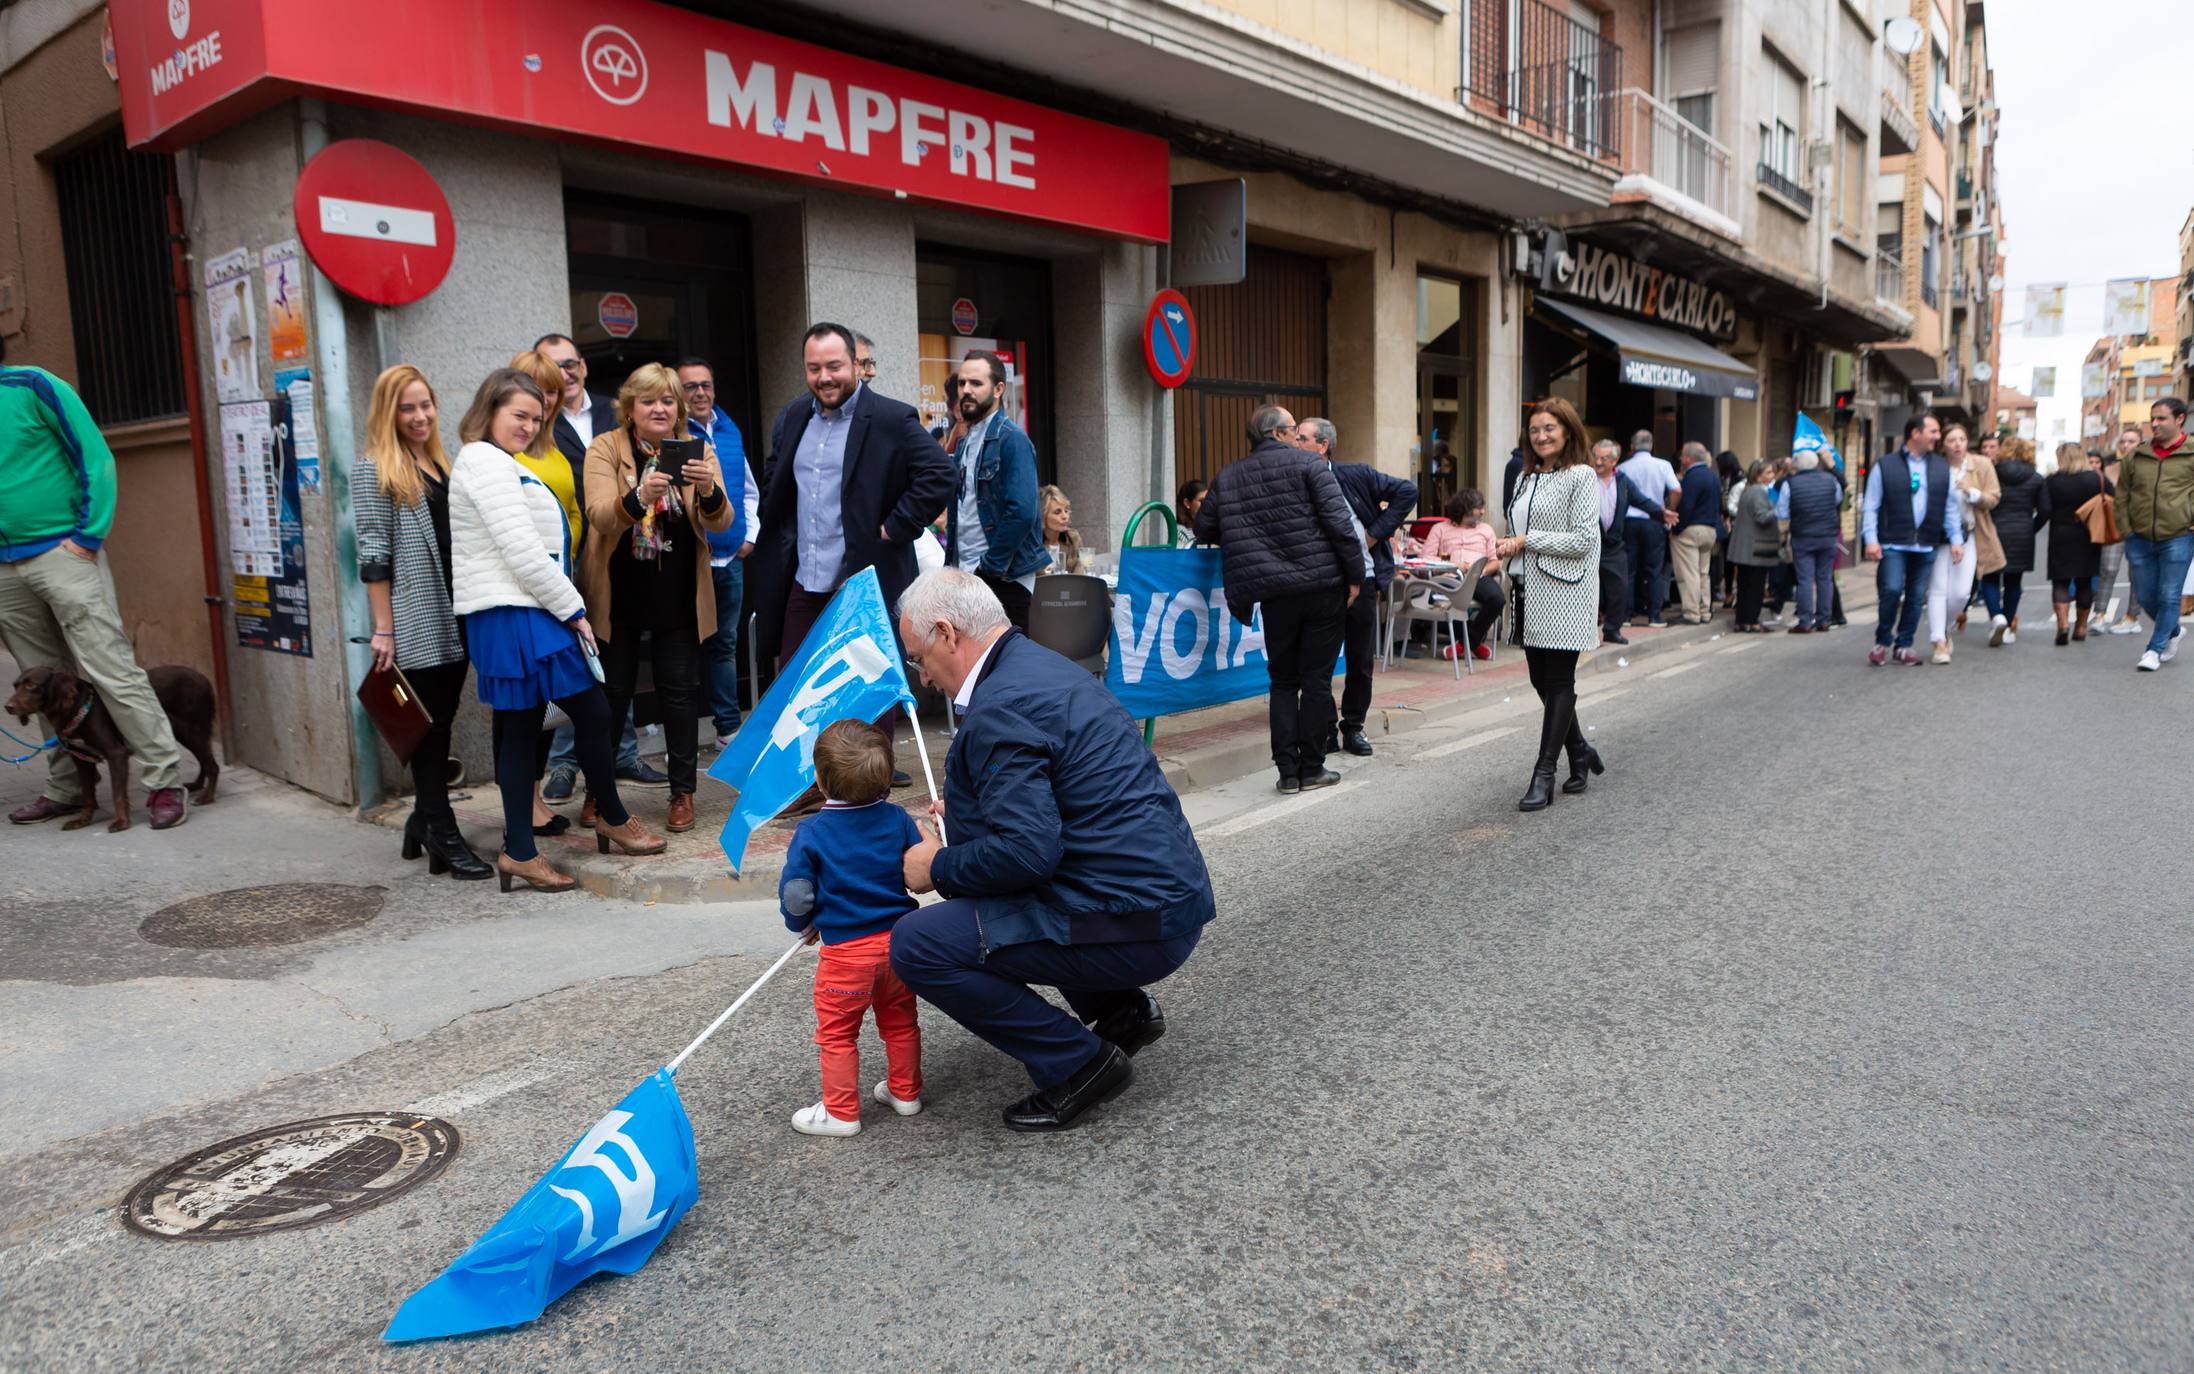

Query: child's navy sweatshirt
779,800,923,944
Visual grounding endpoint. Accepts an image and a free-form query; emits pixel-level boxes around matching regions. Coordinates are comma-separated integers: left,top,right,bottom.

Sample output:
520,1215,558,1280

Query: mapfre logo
581,25,648,106
167,0,189,40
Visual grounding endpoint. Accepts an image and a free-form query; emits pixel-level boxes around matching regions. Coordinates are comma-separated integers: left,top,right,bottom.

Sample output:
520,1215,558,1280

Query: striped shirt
353,452,466,669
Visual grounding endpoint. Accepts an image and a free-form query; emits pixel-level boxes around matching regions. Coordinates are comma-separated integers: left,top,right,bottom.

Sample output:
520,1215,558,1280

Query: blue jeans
547,704,641,775
1875,548,1937,649
1791,536,1838,628
889,899,1202,1089
703,559,745,737
2124,531,2194,655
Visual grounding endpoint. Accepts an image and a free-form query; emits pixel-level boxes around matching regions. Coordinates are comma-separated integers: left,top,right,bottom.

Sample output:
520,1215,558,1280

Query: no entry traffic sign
1142,289,1196,389
293,141,455,307
597,292,640,339
950,297,979,336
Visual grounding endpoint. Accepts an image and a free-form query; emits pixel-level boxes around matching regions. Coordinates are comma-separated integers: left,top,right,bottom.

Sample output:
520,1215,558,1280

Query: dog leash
0,721,57,765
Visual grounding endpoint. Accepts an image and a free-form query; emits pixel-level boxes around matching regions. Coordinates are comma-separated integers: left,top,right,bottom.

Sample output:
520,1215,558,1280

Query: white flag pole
665,936,809,1076
902,698,949,845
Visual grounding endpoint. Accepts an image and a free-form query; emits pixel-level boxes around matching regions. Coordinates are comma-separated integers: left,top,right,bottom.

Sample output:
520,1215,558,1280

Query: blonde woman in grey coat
1495,398,1604,812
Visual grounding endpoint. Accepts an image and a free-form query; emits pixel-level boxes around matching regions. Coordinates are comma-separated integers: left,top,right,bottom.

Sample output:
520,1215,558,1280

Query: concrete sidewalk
374,567,1875,902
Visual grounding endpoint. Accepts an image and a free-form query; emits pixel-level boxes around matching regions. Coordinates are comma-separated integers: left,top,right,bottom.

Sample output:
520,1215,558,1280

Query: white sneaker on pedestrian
2138,650,2162,672
1930,641,1950,665
790,1102,860,1136
2108,621,2140,635
872,1081,923,1116
2164,628,2185,663
1988,614,2007,647
2003,627,2017,645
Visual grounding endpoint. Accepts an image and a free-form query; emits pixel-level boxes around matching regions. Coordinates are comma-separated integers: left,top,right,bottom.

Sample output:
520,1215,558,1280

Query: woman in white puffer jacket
449,367,665,892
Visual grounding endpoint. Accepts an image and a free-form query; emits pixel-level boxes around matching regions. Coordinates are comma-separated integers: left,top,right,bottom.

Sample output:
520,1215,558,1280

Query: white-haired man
889,569,1217,1132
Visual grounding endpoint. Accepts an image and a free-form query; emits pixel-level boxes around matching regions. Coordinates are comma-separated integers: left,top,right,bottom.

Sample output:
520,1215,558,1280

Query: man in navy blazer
1589,439,1662,645
1297,417,1416,757
890,569,1217,1133
748,322,957,671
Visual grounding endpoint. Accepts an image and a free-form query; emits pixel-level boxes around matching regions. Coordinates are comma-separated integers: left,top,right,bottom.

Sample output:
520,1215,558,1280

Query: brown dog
5,665,220,832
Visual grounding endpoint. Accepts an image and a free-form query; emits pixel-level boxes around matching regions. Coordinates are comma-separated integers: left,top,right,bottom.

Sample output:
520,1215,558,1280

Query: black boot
1518,691,1573,813
1561,711,1604,795
400,810,428,861
424,815,494,880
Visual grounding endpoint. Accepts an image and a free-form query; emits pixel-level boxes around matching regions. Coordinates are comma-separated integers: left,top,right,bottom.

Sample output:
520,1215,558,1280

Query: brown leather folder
357,662,433,765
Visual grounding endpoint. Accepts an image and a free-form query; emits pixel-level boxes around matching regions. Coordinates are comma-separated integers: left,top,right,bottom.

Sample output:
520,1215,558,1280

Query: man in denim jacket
942,351,1047,629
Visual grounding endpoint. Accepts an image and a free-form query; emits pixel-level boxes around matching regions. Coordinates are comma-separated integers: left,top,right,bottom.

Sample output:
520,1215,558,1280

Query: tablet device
656,437,704,484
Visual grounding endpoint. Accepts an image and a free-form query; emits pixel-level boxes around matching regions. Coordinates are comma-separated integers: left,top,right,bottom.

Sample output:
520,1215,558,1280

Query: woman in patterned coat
1494,397,1604,812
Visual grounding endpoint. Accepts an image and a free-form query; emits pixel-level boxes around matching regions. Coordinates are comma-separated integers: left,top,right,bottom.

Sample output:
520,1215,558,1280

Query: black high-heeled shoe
400,811,427,861
532,814,571,837
1562,744,1604,794
424,817,494,881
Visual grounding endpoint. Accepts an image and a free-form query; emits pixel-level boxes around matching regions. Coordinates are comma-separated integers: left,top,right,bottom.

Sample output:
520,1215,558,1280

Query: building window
51,128,187,426
1921,212,1941,309
1757,48,1808,208
1834,119,1866,240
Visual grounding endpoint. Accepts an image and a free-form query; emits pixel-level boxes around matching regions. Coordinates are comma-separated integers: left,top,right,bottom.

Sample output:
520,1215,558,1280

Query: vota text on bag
705,51,1036,189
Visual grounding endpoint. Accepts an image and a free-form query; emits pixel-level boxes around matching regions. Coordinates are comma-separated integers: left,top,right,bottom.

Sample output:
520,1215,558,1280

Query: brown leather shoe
146,787,188,830
596,815,668,856
496,851,577,893
579,794,599,829
9,795,70,825
666,792,696,832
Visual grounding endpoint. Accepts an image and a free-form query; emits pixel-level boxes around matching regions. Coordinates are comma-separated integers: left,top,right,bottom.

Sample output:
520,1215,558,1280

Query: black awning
1534,297,1760,401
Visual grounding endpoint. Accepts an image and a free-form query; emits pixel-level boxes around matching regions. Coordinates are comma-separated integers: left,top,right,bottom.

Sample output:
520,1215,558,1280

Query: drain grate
139,884,387,949
122,1113,459,1240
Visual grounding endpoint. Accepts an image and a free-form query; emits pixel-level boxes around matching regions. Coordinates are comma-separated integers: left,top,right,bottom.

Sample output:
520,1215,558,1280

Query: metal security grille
51,128,186,426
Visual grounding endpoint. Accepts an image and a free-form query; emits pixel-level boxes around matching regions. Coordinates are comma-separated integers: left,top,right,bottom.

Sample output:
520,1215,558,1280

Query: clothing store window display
1924,423,2001,664
1495,398,1606,812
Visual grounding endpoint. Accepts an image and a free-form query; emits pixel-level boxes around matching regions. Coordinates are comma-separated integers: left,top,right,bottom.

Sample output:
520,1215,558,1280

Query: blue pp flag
383,1070,699,1342
1794,411,1839,468
707,566,914,871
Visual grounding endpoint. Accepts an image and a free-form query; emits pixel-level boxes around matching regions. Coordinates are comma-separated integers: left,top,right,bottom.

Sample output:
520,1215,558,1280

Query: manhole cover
122,1113,458,1240
139,884,386,948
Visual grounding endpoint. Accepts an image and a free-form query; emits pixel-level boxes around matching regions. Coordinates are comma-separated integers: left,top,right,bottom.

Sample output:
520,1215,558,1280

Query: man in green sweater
0,338,189,828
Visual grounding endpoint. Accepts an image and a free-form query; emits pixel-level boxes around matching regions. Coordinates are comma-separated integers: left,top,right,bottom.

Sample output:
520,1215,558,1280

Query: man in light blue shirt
1616,431,1679,625
679,358,763,747
1861,412,1965,665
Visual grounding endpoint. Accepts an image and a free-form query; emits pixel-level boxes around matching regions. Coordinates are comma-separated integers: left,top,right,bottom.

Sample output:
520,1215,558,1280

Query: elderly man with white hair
889,569,1217,1132
1776,447,1847,633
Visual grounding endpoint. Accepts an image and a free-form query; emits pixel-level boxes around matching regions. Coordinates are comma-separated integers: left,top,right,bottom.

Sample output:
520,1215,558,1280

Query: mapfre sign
108,0,1170,244
1547,238,1738,342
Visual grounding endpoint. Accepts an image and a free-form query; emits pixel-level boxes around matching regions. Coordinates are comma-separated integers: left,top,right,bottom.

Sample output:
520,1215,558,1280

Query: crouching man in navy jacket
891,568,1217,1132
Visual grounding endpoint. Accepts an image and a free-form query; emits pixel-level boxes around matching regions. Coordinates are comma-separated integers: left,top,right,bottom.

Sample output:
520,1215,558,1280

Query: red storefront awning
109,0,1171,243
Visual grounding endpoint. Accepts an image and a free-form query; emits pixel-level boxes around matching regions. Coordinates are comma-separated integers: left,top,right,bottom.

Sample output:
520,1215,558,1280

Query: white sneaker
2138,650,2162,672
872,1081,923,1116
790,1102,860,1136
2164,628,2186,663
2108,621,2140,635
2003,628,2017,645
1988,614,2007,647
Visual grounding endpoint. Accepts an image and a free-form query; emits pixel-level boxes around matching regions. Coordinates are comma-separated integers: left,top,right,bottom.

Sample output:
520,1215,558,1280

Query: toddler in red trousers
779,719,926,1136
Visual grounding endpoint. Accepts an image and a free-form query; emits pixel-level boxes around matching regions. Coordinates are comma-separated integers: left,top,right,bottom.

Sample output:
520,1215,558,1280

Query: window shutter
1667,24,1718,97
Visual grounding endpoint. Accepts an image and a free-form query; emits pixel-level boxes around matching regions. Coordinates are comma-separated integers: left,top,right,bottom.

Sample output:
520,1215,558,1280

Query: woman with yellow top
580,364,732,835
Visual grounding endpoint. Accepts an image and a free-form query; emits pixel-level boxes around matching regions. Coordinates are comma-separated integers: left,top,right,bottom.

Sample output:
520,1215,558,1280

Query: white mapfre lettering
703,48,1036,189
149,30,223,95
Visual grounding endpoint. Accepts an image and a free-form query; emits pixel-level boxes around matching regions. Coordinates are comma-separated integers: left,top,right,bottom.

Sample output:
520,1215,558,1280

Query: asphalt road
4,615,2191,1371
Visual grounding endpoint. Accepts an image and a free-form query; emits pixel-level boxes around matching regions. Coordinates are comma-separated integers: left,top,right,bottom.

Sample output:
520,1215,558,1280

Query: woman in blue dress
446,368,667,892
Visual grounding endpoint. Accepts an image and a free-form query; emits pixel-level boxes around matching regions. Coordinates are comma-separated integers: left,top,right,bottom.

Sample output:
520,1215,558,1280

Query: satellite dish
1884,17,1924,56
1988,275,2004,292
1974,361,1993,382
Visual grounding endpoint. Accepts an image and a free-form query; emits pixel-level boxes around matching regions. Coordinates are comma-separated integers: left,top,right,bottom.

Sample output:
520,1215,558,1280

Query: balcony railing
1461,0,1623,162
1610,88,1734,225
1921,274,1939,309
1756,159,1813,213
1928,105,1946,138
1955,170,1972,203
1876,243,1905,303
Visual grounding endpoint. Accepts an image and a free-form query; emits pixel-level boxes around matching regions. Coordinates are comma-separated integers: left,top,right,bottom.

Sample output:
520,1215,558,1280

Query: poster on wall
2016,415,2036,441
263,240,309,363
275,366,320,492
2082,362,2110,398
2030,367,2054,398
229,390,314,655
205,247,259,404
220,401,281,577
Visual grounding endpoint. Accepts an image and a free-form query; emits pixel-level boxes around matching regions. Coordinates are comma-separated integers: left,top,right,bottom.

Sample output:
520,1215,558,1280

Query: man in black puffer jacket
1194,405,1364,794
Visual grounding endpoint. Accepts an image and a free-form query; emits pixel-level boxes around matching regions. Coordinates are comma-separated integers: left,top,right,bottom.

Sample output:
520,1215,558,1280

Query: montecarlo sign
1545,235,1737,341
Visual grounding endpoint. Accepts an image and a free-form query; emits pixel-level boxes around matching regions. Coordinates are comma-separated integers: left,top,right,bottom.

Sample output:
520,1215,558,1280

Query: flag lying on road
707,565,914,871
383,1070,699,1342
